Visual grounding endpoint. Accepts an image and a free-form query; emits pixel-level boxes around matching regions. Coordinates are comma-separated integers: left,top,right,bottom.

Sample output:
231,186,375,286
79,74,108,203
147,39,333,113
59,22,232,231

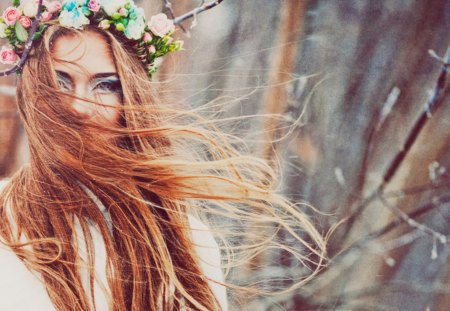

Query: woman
0,1,325,310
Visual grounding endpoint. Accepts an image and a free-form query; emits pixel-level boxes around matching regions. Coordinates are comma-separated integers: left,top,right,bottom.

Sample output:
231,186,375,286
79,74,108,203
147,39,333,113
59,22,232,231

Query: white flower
76,0,86,5
98,19,111,29
124,16,145,40
22,1,38,17
59,7,90,29
148,13,175,37
0,23,7,38
101,0,128,16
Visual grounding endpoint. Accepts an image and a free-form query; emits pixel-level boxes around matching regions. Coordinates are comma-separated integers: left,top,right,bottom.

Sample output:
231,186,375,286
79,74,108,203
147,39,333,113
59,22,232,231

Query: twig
382,179,450,199
369,228,425,254
173,0,224,26
345,44,450,228
163,0,175,19
378,195,447,243
0,0,44,77
333,190,450,263
163,0,187,33
376,86,401,131
339,87,401,243
381,44,450,188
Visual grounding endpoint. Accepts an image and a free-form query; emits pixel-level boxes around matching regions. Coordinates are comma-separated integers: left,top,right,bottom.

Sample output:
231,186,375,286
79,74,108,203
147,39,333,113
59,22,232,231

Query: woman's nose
71,87,96,118
72,99,95,118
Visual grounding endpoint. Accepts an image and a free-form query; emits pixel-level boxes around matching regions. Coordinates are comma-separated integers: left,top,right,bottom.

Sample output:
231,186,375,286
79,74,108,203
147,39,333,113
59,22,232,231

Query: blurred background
1,0,450,310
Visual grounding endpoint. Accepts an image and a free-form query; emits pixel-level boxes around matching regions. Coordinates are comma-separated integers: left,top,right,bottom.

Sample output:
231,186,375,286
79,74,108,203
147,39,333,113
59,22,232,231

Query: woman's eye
93,80,122,94
57,76,73,91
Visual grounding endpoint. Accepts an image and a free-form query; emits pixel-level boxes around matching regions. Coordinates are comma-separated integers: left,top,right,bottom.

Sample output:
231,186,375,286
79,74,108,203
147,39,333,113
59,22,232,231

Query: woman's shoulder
0,177,56,309
0,244,56,310
0,178,10,192
187,215,222,267
188,215,228,310
0,178,55,309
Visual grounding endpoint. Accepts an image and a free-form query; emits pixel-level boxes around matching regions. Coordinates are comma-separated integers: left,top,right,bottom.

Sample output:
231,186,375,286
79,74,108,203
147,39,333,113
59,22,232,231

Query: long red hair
0,25,325,310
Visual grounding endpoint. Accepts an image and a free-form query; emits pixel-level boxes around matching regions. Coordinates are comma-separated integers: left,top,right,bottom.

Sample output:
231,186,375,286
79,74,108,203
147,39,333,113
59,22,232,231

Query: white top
0,179,227,310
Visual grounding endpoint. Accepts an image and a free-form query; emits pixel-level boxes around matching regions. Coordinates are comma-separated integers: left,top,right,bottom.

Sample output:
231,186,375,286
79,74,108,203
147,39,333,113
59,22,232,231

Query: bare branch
162,0,187,33
334,190,450,264
376,86,401,131
173,0,225,26
0,0,45,77
344,44,450,229
381,43,450,188
163,0,175,19
379,195,447,243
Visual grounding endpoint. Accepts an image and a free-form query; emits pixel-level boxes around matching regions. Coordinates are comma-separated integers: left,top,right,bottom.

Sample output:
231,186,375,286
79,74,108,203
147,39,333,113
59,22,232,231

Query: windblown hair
0,24,325,311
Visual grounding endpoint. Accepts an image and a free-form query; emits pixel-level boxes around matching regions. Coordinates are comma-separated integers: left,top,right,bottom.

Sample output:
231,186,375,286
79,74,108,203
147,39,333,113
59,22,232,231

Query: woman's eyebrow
55,70,119,81
92,72,119,79
55,70,73,82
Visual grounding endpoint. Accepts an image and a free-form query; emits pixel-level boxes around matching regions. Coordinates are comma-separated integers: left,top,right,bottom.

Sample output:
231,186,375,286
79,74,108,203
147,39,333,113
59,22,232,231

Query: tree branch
334,190,450,263
0,0,44,77
344,44,450,228
381,43,450,188
173,0,225,26
162,0,187,33
378,195,447,243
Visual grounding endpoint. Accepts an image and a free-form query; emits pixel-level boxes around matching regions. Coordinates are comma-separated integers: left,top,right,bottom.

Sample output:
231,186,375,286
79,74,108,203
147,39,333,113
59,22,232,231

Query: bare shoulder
0,244,55,309
0,178,10,192
0,178,56,309
188,215,228,310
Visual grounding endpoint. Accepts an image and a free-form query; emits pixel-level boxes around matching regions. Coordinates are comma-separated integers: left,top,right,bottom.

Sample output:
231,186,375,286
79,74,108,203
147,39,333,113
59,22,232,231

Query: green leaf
39,24,48,32
33,32,42,40
12,0,20,7
14,21,28,42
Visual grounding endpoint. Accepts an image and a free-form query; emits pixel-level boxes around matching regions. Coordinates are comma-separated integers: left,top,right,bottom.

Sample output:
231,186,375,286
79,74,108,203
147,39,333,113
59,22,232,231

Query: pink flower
41,11,52,21
0,47,18,64
2,7,22,26
46,1,62,14
88,0,101,12
19,16,31,28
118,7,128,16
143,32,152,43
148,45,156,54
148,13,175,37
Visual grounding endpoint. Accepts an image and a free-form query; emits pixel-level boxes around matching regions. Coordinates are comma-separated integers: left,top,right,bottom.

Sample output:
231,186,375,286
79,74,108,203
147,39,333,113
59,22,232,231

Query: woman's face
51,30,122,127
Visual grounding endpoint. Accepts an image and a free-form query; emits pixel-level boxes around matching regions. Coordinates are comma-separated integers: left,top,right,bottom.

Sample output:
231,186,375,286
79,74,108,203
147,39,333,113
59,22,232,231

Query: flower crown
0,0,184,77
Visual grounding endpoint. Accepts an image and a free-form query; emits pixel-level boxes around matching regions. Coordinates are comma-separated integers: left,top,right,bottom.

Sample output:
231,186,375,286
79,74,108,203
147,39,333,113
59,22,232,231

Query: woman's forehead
51,31,117,77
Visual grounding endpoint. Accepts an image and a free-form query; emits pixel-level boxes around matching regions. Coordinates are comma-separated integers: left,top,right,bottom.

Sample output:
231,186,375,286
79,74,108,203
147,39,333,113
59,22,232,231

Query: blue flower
124,15,145,40
59,6,90,29
62,0,78,11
